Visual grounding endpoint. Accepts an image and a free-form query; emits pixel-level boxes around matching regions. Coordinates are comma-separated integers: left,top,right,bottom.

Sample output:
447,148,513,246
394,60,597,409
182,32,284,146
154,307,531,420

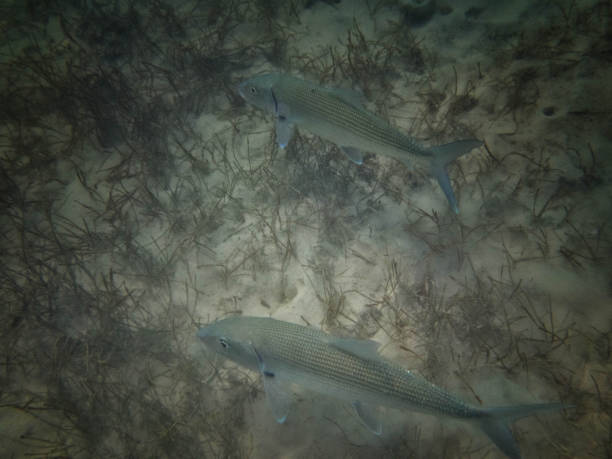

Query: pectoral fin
271,90,294,149
352,401,382,435
275,117,294,149
251,343,292,423
341,146,364,165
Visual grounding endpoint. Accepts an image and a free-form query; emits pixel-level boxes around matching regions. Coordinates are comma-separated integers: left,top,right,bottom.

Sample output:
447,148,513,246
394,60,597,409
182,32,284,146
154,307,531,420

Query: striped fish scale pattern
274,78,430,158
250,318,476,419
199,316,568,458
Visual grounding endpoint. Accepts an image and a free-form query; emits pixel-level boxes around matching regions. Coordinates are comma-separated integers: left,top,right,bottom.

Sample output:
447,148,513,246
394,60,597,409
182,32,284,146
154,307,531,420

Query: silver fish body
238,74,482,213
198,316,567,459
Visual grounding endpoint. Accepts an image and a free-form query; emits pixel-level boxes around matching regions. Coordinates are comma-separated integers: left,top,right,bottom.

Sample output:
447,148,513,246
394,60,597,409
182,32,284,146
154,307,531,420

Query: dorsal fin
328,87,367,108
329,338,381,360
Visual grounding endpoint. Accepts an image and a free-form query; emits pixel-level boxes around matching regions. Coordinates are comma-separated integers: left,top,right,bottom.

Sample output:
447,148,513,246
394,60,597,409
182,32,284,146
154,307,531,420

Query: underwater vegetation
0,0,611,458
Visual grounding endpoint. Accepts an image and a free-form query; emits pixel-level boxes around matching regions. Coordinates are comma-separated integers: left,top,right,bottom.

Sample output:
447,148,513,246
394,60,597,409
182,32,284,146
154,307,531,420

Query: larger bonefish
238,73,482,213
198,316,567,459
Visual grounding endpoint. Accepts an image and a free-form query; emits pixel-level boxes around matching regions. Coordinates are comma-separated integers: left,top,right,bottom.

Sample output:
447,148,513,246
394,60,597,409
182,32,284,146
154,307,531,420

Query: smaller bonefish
198,316,570,459
238,73,482,213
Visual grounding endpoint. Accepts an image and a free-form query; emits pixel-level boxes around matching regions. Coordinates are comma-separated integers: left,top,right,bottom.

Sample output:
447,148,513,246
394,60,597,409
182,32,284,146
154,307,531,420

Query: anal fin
340,146,364,165
352,401,382,435
275,117,294,149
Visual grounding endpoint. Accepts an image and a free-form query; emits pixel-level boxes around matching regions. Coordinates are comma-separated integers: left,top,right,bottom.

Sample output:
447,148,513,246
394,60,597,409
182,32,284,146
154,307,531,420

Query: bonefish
238,73,482,213
198,316,568,459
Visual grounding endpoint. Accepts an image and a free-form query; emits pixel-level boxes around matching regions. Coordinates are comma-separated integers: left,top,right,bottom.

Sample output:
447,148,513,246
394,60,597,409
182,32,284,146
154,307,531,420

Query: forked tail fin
430,139,482,213
479,402,568,459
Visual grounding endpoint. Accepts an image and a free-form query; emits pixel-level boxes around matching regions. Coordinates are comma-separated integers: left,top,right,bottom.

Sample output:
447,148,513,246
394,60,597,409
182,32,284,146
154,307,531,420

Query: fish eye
219,337,229,349
250,86,257,94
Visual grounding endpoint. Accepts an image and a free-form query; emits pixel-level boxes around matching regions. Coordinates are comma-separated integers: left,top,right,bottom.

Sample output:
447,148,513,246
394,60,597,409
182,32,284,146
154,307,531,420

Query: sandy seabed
1,0,610,457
